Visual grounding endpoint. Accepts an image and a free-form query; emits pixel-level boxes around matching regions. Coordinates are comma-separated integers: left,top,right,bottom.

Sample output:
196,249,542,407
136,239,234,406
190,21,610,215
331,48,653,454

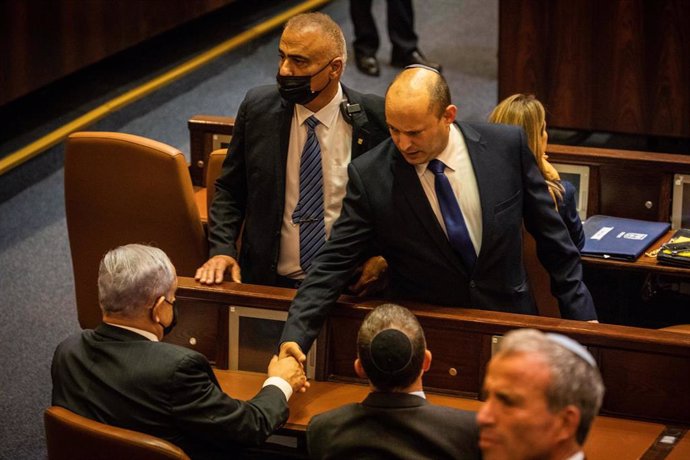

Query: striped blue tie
292,116,325,272
428,159,477,271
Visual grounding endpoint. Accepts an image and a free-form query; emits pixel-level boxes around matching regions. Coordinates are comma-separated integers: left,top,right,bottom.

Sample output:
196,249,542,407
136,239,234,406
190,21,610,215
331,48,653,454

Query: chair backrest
205,148,228,216
522,228,561,318
44,406,189,460
65,132,208,329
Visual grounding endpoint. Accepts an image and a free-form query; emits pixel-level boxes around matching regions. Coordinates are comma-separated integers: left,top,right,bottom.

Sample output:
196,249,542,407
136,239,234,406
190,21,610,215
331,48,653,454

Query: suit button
469,280,476,288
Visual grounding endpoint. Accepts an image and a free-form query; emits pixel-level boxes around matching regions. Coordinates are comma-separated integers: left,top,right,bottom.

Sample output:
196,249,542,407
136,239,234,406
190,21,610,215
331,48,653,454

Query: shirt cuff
263,376,293,401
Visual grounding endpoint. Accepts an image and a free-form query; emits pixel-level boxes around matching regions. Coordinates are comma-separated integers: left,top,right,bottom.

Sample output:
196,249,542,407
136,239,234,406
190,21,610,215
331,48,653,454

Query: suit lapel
275,98,294,205
457,122,492,264
395,154,467,274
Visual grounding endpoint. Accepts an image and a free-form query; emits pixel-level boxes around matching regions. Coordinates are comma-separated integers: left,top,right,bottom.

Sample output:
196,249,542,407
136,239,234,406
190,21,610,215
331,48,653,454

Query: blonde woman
489,94,585,250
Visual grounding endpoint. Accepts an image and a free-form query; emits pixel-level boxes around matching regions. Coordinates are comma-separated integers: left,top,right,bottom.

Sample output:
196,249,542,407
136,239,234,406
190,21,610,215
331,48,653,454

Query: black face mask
161,299,178,336
276,60,333,105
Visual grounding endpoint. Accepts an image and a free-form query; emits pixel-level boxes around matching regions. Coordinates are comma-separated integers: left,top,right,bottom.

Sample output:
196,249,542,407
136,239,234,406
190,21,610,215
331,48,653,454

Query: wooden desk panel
188,115,235,186
214,370,668,459
584,417,665,460
177,277,690,425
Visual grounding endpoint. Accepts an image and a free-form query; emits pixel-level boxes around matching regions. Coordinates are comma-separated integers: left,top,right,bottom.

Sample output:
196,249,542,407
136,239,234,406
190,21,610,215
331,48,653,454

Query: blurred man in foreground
478,328,604,460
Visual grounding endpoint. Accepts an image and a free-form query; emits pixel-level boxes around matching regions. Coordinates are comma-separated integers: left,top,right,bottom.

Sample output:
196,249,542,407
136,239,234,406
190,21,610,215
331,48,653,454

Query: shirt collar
415,123,462,177
409,390,426,399
105,322,159,342
295,83,344,130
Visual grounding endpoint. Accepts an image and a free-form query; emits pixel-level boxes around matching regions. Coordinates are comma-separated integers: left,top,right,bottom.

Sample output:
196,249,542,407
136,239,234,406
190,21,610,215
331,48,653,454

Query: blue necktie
292,116,325,272
428,159,477,270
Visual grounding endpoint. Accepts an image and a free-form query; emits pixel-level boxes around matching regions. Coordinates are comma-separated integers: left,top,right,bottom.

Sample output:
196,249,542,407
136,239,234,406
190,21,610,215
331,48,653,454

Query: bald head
284,12,347,65
384,67,456,165
386,67,450,118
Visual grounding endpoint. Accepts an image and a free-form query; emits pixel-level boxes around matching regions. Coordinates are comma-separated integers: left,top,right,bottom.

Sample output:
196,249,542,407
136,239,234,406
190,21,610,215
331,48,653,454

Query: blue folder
582,215,670,261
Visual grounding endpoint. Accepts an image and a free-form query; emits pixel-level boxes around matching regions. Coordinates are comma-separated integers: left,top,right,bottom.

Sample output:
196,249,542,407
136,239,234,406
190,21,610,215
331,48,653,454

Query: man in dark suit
52,244,306,460
279,66,597,361
478,328,604,460
195,12,390,290
307,303,480,459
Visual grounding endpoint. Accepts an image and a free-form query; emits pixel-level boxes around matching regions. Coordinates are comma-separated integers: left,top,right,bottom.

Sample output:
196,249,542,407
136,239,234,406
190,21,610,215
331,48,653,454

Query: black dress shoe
391,50,443,73
355,53,380,76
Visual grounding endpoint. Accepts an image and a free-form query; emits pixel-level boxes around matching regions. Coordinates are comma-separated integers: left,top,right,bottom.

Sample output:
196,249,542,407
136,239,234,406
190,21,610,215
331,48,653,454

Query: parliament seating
65,132,207,329
44,406,189,460
168,277,690,426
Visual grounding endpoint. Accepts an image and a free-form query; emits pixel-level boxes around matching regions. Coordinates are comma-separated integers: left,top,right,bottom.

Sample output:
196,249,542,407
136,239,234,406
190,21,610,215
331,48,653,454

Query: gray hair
496,329,605,445
285,12,348,66
357,304,426,391
98,244,175,317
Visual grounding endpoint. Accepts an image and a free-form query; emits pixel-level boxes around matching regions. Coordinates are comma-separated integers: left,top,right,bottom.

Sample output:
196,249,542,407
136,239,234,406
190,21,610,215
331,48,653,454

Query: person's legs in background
351,0,381,76
388,0,442,71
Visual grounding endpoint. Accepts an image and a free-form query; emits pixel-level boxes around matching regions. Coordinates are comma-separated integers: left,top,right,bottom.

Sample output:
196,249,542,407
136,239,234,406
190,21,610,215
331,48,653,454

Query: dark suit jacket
51,324,288,460
306,392,481,460
558,180,585,250
208,84,388,286
281,122,596,352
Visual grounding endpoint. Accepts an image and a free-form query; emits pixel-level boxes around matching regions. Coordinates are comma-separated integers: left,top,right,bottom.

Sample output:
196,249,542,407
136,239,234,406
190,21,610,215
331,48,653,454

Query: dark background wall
499,0,689,141
0,0,235,106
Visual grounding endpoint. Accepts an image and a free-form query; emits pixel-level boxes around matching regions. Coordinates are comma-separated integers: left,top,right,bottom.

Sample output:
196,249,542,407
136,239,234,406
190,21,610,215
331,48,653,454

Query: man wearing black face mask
52,244,307,459
196,12,390,292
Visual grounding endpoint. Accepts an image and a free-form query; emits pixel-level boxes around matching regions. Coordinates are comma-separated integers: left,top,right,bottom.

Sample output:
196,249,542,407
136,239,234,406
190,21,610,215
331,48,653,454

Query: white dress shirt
415,124,483,255
278,84,353,279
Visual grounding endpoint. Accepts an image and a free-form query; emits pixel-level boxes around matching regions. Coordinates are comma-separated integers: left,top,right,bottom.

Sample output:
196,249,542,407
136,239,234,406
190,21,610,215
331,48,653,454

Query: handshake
267,342,311,393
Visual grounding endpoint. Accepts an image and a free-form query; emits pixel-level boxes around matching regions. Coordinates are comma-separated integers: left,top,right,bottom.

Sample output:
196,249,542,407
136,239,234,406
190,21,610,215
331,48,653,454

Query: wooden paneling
188,115,235,186
598,348,690,422
499,0,690,138
547,143,690,221
175,277,690,425
164,295,231,368
0,0,235,105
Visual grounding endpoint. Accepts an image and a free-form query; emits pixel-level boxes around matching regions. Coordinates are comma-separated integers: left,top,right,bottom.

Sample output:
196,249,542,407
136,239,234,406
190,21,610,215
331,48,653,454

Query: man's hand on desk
279,342,310,392
194,255,241,285
268,355,308,393
348,256,389,297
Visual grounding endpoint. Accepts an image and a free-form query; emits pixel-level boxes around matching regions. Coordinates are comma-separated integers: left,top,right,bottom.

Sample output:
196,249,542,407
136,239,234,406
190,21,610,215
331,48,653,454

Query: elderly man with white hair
52,244,306,459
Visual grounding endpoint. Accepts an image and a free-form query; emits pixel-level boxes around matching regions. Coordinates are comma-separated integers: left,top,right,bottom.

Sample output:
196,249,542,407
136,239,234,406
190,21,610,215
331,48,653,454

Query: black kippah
369,329,413,374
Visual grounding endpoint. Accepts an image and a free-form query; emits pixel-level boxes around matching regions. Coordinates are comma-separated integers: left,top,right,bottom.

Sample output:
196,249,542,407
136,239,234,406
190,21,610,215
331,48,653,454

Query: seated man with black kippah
306,303,480,459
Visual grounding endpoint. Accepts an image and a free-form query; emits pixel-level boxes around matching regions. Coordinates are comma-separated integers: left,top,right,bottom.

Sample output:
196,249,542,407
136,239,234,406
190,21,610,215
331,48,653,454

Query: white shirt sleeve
262,376,293,401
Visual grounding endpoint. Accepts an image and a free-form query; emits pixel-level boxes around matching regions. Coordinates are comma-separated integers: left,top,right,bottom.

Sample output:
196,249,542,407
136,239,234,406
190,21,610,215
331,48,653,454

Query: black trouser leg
387,0,418,60
350,0,379,56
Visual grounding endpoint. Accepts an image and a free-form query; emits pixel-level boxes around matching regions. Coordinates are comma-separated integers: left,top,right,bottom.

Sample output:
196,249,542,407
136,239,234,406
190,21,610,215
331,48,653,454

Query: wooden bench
166,277,690,426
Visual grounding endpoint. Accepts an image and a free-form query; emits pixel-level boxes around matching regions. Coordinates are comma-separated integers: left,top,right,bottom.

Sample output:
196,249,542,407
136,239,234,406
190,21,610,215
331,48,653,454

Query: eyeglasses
163,297,176,308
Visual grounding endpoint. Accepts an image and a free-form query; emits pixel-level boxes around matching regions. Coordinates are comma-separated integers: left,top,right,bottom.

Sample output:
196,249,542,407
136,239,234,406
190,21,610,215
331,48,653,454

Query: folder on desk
581,215,670,261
